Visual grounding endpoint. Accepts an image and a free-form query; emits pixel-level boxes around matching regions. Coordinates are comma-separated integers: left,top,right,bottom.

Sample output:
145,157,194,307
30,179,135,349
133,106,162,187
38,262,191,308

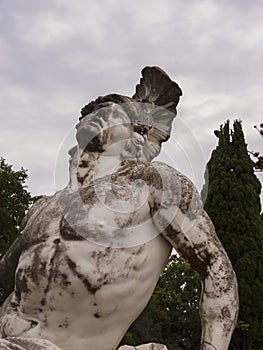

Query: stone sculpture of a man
0,67,238,350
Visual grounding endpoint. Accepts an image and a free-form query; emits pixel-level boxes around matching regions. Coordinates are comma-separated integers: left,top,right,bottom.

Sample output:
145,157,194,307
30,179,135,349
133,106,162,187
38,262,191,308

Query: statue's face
76,103,134,152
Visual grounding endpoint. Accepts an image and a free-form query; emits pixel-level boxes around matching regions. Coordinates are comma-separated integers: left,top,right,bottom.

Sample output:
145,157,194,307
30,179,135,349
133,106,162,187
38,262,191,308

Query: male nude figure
0,67,238,350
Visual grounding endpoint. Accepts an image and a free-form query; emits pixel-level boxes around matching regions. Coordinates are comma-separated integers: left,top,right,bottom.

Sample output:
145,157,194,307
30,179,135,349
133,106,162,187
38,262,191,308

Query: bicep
150,166,229,279
0,234,24,306
0,197,50,306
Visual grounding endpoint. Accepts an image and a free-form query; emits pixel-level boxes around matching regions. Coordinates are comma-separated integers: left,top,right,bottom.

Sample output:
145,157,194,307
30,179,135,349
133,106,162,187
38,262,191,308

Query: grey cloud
0,0,262,197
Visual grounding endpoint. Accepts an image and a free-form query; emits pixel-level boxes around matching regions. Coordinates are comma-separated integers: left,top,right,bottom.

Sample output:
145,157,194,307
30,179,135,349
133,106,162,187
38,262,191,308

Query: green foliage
202,120,263,350
120,255,201,350
0,158,31,257
249,123,263,172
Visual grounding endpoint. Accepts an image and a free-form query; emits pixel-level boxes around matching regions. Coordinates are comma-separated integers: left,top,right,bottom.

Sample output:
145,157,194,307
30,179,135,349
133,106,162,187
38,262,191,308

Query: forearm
200,257,238,350
159,209,238,350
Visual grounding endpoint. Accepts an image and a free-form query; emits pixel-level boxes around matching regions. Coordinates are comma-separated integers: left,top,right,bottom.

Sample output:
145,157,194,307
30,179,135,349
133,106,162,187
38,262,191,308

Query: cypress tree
202,120,263,350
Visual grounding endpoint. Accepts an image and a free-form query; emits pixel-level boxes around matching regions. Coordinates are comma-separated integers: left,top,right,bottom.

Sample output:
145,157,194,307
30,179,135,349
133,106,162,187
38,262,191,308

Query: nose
75,121,81,130
76,127,87,148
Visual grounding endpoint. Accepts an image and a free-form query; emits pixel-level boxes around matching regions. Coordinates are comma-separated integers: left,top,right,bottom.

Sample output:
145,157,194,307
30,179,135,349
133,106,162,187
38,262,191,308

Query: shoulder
114,159,203,214
152,161,186,178
151,161,195,191
115,159,197,191
150,161,204,218
19,195,53,232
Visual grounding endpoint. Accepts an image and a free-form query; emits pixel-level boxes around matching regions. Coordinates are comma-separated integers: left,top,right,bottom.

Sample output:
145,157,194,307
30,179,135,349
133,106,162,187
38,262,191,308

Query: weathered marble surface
0,337,62,350
0,67,238,350
0,339,166,350
118,343,168,350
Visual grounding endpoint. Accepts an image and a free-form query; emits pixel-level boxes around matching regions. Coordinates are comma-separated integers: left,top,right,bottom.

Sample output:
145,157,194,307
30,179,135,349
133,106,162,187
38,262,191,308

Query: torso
1,165,172,350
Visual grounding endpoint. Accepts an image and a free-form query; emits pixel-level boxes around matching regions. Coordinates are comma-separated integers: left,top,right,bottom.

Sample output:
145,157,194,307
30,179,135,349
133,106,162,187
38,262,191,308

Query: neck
68,148,123,191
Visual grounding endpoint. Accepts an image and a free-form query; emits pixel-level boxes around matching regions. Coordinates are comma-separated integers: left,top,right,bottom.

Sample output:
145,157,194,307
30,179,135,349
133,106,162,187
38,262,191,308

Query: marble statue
118,344,168,350
0,67,238,350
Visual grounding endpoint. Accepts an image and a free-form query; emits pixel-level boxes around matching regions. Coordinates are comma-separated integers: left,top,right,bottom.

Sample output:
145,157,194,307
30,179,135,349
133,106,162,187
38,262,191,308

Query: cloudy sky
1,0,263,198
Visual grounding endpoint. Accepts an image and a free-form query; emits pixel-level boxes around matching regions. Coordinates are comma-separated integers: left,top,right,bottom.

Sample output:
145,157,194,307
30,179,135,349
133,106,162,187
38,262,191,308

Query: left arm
150,163,238,350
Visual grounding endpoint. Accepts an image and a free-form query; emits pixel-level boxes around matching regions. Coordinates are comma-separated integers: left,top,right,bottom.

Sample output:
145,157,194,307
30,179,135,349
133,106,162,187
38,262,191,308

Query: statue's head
75,67,183,162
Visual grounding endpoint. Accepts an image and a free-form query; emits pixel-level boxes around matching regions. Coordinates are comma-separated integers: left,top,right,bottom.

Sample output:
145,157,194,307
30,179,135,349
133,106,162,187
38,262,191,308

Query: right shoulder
19,195,52,232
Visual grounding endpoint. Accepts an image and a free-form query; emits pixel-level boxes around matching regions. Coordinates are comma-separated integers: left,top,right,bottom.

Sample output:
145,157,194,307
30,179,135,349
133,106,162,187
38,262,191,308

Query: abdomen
14,234,171,350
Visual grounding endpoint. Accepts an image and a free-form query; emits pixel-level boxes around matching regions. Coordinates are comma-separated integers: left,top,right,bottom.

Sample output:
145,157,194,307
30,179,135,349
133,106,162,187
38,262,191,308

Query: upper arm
150,163,230,280
0,235,24,305
0,196,51,306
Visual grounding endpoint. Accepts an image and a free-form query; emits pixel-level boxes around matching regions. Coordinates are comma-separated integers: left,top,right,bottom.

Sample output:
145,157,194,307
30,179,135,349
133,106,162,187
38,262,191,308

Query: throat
69,150,122,190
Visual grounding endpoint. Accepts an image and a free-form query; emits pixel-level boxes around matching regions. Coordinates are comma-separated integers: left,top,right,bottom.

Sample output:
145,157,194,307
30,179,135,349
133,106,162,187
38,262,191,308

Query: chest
58,179,156,247
16,179,171,316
